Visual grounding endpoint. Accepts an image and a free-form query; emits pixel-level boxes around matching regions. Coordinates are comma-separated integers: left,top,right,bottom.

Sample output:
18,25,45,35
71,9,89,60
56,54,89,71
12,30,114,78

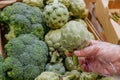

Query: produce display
0,0,112,80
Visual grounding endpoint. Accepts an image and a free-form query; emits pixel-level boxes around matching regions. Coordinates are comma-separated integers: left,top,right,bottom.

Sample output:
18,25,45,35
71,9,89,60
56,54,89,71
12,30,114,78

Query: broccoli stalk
65,55,81,71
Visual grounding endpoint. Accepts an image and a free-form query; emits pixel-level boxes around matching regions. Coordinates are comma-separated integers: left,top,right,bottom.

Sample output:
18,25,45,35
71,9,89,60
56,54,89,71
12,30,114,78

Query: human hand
74,40,120,76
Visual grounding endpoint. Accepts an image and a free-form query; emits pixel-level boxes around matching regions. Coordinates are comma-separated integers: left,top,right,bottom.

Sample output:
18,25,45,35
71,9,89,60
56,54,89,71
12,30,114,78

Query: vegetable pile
0,0,112,80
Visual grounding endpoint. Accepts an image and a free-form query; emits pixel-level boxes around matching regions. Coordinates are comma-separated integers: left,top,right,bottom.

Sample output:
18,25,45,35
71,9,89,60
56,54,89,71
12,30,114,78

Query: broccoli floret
0,2,45,40
3,57,23,80
0,55,6,80
4,34,49,80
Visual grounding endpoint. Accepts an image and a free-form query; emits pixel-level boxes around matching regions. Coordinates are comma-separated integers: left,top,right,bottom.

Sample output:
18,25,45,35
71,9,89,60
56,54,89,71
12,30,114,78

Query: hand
74,40,120,76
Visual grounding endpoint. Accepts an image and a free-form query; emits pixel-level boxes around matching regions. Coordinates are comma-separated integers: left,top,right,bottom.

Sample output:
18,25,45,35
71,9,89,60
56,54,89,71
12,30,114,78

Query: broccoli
3,34,49,80
0,55,5,80
0,2,45,40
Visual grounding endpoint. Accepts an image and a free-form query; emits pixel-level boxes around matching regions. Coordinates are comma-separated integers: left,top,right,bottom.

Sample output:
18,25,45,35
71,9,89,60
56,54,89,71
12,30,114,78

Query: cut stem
72,55,79,66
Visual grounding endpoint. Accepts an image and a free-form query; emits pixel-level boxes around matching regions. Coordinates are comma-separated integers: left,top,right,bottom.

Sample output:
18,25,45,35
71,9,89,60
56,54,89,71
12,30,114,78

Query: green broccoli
0,2,45,40
3,57,23,80
3,34,49,80
0,55,5,80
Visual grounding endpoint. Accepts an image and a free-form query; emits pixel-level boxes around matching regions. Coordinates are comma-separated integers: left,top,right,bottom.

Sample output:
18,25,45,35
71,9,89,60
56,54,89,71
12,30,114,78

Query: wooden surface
84,0,97,8
95,0,120,44
0,0,22,9
88,3,107,41
0,0,16,8
85,18,103,41
109,0,120,9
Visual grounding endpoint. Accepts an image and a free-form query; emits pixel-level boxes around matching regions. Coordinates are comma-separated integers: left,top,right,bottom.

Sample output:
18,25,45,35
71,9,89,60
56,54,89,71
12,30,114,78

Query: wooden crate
87,2,107,41
0,0,22,9
0,25,8,57
84,0,97,8
0,0,16,9
85,18,103,40
95,0,120,44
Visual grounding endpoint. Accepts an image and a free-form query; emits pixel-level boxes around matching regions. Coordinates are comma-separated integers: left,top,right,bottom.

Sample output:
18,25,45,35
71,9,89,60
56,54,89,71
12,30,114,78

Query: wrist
114,45,120,75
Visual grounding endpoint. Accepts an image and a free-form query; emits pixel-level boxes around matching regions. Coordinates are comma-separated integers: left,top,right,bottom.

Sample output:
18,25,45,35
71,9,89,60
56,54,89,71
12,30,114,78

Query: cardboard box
95,0,120,44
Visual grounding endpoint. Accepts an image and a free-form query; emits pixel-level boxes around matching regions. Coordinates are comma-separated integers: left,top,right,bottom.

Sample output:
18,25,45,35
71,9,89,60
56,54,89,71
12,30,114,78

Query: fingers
74,45,99,57
81,59,111,76
88,40,100,46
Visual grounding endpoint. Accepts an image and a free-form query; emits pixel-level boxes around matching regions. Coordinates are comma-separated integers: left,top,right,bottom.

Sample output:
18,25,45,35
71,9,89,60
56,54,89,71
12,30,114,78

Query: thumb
74,45,98,57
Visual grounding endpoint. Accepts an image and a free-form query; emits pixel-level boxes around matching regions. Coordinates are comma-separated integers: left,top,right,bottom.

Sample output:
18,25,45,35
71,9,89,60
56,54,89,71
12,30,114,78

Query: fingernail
74,51,81,56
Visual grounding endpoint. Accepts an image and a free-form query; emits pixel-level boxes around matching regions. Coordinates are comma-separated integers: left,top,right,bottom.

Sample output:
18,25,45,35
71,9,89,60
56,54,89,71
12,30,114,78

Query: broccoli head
4,34,49,80
0,2,45,40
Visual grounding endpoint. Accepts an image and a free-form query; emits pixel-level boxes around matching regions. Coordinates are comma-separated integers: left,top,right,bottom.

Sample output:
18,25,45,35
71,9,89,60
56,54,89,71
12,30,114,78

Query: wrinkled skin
74,40,120,76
